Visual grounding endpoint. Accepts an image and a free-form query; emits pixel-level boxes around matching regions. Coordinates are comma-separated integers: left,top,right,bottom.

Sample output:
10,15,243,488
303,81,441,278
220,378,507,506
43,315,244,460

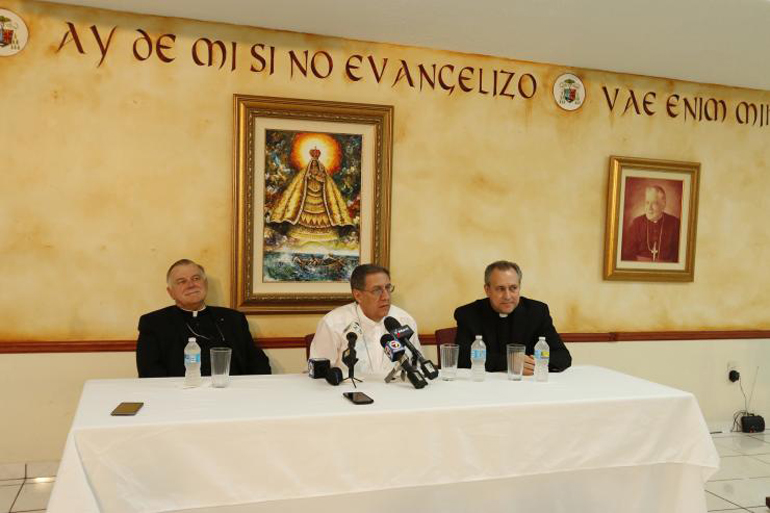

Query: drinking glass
440,343,459,381
210,347,232,388
507,344,526,381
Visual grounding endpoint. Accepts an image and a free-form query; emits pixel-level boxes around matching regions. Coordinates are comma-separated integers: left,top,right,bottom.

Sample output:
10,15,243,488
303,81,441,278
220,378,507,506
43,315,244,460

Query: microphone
308,358,330,379
325,367,343,386
383,317,439,380
343,321,363,343
342,322,361,368
380,334,427,389
341,322,363,386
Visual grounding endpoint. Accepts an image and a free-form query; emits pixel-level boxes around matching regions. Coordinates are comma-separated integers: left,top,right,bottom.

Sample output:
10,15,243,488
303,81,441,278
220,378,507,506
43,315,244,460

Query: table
47,366,719,513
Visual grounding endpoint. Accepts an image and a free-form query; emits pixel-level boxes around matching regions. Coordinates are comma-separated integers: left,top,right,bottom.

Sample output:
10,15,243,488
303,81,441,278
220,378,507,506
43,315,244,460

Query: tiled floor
0,433,767,512
707,431,770,512
0,461,57,513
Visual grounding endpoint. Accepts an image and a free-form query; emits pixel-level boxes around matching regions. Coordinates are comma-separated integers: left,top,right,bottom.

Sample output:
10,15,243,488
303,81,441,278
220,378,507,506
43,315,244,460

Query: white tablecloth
48,366,719,513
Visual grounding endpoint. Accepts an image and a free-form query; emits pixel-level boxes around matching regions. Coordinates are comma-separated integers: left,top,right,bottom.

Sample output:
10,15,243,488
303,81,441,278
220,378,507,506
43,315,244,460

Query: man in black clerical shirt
453,261,571,374
136,259,271,377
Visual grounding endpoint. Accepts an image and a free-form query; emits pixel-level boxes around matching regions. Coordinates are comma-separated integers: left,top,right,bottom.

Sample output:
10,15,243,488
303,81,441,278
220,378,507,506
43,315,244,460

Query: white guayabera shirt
309,302,421,375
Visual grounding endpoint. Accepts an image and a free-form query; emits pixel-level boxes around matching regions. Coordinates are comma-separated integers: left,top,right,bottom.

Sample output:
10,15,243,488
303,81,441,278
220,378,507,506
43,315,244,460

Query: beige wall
1,1,768,461
2,1,769,339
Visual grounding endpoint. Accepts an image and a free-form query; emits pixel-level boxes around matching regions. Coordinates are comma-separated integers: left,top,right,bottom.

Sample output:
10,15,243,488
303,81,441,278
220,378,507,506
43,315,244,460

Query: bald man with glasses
310,264,422,375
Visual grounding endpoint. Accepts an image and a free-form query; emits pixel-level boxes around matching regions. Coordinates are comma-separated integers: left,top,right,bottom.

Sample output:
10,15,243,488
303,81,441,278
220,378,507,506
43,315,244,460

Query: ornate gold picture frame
232,95,393,313
604,156,700,282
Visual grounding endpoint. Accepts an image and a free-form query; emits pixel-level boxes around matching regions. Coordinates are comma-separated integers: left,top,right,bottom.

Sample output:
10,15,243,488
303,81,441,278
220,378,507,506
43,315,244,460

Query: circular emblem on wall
553,73,585,111
0,9,28,57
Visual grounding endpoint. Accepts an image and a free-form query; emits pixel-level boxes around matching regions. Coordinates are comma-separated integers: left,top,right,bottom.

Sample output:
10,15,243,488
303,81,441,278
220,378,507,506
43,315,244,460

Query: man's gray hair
484,260,523,285
166,259,206,285
350,264,390,291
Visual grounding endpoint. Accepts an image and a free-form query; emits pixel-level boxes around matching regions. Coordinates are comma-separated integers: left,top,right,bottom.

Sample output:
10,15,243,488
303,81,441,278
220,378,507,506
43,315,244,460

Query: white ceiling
45,0,770,91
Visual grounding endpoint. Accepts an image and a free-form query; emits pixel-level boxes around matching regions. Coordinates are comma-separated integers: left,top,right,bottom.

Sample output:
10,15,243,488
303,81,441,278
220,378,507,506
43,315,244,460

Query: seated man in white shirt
310,264,421,375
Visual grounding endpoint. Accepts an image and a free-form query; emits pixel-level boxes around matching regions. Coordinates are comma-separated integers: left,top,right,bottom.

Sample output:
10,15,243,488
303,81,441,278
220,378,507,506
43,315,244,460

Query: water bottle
184,337,202,387
471,335,486,381
534,336,550,382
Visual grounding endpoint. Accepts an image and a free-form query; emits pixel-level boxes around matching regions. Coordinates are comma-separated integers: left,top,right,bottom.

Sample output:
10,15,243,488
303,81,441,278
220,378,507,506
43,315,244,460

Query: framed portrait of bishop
603,156,700,282
232,95,393,313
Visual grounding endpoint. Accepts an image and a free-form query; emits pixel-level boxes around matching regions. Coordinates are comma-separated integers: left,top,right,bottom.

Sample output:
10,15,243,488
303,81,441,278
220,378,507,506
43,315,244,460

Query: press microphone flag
308,358,330,379
381,334,405,362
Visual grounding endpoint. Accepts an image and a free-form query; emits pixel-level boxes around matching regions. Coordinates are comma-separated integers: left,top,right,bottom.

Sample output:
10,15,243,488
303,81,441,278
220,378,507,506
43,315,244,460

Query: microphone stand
341,344,362,388
398,353,418,382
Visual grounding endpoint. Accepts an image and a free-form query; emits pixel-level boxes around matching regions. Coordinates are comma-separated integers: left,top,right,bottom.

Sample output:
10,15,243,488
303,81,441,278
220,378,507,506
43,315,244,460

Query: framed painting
232,95,393,313
603,156,700,282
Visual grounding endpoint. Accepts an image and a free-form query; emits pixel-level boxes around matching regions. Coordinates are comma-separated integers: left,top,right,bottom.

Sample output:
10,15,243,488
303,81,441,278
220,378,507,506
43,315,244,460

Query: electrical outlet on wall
727,361,740,382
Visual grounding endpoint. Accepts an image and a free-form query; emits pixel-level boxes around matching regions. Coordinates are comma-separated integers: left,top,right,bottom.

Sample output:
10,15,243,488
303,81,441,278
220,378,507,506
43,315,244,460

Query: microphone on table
384,317,439,380
307,358,343,386
380,334,427,390
325,367,344,386
341,322,363,387
308,358,330,379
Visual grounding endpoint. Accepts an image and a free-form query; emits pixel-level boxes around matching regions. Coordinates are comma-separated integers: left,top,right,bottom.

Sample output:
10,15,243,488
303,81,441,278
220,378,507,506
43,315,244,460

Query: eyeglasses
360,284,395,297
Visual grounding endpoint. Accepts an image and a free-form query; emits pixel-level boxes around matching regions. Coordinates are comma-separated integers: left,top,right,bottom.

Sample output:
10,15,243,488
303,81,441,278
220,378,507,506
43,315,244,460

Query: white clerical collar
179,305,207,318
498,313,508,318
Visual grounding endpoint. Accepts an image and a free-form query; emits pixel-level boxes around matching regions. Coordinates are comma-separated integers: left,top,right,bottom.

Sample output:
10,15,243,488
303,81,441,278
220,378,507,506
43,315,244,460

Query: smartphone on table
110,402,144,416
343,392,373,405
